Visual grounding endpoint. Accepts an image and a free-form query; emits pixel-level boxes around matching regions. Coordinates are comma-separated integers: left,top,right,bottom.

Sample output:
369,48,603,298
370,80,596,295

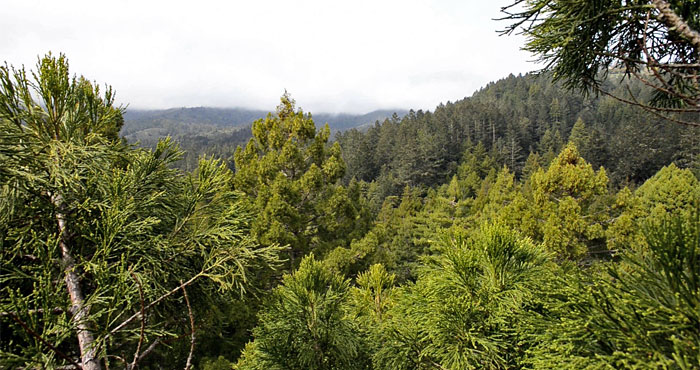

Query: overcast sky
2,0,536,113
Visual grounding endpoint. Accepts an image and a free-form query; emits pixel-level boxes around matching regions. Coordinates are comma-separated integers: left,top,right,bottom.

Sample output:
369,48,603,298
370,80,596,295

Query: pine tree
235,255,369,370
0,54,279,369
233,93,362,270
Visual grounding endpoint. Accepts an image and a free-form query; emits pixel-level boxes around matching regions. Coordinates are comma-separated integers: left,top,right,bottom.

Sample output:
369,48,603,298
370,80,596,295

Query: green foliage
608,163,699,251
634,163,700,220
335,73,696,196
374,224,552,369
501,0,700,109
524,213,700,369
4,47,699,370
351,264,396,325
199,356,235,370
501,0,700,131
0,54,280,369
234,93,365,270
528,143,610,259
236,254,369,370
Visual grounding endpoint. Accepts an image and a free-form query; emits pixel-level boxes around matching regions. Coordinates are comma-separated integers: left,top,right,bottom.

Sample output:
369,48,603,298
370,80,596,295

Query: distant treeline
122,106,407,171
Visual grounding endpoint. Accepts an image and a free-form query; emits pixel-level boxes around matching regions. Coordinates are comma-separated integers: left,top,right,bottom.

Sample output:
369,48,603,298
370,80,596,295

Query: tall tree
528,143,610,260
233,93,362,270
0,54,279,369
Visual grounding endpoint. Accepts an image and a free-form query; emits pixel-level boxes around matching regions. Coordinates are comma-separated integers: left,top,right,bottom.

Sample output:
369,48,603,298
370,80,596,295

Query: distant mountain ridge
120,106,408,171
122,107,408,137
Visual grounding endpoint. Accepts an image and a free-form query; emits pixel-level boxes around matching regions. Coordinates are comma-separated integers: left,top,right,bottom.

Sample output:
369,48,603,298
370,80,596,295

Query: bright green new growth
528,143,609,259
234,93,363,270
374,224,552,369
524,213,700,369
235,254,368,370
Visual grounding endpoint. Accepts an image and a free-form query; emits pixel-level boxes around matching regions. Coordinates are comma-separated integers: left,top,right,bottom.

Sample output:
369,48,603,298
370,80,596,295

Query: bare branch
0,307,64,317
52,192,100,370
134,339,162,365
108,272,202,338
127,272,146,370
597,87,700,127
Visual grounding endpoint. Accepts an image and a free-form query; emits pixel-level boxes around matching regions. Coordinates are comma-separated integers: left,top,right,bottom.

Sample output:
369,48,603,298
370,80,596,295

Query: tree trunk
52,194,102,370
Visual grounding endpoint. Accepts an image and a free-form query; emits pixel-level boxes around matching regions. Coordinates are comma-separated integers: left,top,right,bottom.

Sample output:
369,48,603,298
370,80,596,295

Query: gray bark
53,194,102,370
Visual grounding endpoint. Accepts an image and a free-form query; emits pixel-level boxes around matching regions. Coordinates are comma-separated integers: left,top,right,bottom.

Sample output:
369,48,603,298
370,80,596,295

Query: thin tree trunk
52,194,102,370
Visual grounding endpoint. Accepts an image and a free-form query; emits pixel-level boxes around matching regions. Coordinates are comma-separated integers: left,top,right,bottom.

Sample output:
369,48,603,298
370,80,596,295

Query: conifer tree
528,143,609,259
374,225,553,369
235,255,369,370
524,213,700,369
233,93,362,270
0,54,279,369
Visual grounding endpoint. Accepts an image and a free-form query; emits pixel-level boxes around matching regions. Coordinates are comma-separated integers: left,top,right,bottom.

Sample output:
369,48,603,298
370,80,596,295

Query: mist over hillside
121,106,408,171
122,107,408,137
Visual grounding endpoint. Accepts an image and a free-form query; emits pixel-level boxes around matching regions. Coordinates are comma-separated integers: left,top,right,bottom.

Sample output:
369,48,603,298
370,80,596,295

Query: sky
2,0,536,113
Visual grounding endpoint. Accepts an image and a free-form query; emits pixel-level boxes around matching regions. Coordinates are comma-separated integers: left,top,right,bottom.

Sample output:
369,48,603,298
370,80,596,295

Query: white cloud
1,0,535,113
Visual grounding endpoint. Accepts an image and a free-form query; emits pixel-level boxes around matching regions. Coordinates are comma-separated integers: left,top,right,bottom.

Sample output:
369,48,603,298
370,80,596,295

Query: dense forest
2,1,700,369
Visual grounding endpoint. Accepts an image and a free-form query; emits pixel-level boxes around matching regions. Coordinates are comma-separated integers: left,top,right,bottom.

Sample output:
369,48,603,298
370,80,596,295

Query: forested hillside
122,107,406,171
337,73,699,198
2,0,700,366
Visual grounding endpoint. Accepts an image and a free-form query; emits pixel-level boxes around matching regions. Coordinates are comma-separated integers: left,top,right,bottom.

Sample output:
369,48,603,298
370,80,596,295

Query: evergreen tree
235,255,369,370
524,213,700,369
0,54,279,369
233,93,362,270
567,118,591,160
374,224,553,369
528,143,609,260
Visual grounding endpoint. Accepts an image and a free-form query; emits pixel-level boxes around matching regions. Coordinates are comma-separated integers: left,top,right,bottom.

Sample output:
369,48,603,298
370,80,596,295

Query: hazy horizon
3,0,536,114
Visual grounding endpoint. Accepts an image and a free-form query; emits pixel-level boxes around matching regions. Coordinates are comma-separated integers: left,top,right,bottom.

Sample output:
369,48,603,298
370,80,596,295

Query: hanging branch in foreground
499,0,700,126
7,313,82,370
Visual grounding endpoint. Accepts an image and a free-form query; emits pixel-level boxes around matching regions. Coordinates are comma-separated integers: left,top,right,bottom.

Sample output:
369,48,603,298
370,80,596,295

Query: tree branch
7,312,82,370
127,272,146,370
597,87,700,127
0,307,64,317
107,272,202,338
181,281,196,370
652,0,700,53
52,192,101,370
